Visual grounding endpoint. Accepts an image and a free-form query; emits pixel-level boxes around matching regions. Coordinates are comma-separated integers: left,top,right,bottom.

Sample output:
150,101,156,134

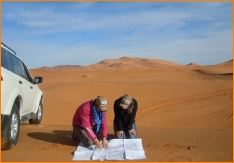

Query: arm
101,112,107,139
127,99,138,130
114,99,123,131
100,111,109,148
81,102,97,140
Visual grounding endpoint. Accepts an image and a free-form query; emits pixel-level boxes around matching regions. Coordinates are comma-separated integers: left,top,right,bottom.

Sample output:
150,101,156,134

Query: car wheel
29,100,43,124
1,104,20,150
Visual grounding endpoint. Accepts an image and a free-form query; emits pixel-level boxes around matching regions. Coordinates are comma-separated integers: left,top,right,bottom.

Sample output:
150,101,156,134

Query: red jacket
72,100,107,140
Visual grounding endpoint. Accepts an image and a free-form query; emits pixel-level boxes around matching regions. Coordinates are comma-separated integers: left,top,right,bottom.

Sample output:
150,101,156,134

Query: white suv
1,42,44,150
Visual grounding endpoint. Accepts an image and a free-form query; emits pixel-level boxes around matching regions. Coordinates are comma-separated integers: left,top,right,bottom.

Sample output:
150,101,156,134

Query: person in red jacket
72,96,109,149
113,94,138,139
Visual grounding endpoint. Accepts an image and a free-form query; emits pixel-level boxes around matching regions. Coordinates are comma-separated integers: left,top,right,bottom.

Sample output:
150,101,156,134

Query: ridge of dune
87,57,184,71
218,59,233,67
35,56,185,71
34,65,82,71
84,57,183,70
194,59,233,75
97,57,183,69
33,57,232,73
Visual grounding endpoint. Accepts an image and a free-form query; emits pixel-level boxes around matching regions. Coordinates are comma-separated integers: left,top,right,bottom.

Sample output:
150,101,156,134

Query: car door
1,46,22,115
11,55,38,115
22,63,40,113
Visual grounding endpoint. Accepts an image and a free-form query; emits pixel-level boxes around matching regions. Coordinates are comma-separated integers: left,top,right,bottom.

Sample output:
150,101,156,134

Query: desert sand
1,57,233,162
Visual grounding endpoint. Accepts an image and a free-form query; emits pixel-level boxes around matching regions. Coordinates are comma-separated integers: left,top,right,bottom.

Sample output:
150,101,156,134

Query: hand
102,138,109,148
116,131,123,138
94,138,102,149
129,129,136,135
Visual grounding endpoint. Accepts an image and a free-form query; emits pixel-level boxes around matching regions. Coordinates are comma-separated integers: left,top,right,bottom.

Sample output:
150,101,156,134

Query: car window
1,47,14,72
23,63,34,83
11,55,28,80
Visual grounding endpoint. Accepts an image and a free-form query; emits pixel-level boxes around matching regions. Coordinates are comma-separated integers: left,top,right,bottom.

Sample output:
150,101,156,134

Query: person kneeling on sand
113,94,138,139
72,96,109,149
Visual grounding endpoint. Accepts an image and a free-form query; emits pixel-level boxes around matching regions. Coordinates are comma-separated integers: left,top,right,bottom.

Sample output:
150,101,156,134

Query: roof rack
1,42,17,55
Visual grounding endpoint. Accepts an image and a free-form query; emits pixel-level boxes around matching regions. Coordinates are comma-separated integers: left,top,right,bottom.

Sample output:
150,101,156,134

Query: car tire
29,100,43,124
1,104,20,150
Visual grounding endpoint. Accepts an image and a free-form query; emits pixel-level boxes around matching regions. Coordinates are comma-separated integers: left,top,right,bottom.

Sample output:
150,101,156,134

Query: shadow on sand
27,130,116,147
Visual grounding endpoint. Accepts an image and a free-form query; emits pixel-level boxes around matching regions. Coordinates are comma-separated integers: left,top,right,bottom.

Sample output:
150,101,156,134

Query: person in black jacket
113,94,138,139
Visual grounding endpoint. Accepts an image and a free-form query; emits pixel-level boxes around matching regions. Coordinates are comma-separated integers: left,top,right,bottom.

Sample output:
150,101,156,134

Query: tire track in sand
137,88,232,128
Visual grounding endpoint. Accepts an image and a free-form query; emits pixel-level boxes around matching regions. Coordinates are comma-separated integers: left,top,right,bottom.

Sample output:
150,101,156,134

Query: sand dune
194,60,233,75
2,57,232,162
35,65,82,71
95,56,184,70
36,57,185,71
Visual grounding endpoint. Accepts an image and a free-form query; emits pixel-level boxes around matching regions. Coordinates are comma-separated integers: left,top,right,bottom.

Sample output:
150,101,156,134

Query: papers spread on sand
72,139,146,161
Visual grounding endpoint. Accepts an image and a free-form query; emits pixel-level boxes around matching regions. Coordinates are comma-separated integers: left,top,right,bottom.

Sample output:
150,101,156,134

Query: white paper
108,139,124,151
124,139,143,150
72,151,93,160
72,139,146,161
125,150,146,160
106,150,125,160
92,148,107,161
72,142,95,161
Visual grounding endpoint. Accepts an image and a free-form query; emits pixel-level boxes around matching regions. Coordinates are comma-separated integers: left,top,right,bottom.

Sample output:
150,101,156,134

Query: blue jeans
114,123,137,139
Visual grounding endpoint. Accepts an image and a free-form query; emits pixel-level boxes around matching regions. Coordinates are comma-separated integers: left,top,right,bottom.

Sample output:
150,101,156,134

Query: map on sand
72,139,146,161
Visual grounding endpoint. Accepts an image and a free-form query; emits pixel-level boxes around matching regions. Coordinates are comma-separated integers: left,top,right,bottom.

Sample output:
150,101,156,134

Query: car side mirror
34,76,43,84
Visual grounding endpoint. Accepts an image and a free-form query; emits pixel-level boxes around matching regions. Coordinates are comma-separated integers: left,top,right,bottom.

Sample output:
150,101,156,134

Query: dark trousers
72,125,94,147
72,125,102,147
114,123,137,139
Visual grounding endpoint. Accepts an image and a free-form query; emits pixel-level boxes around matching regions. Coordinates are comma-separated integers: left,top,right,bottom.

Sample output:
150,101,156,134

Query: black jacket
114,97,138,131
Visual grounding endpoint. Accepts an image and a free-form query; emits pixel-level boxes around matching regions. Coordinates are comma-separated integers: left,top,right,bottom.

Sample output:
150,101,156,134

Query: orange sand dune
2,58,233,162
36,57,185,71
194,60,233,75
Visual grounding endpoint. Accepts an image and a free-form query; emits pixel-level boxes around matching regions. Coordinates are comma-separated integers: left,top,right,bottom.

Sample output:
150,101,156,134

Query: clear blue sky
2,2,232,69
